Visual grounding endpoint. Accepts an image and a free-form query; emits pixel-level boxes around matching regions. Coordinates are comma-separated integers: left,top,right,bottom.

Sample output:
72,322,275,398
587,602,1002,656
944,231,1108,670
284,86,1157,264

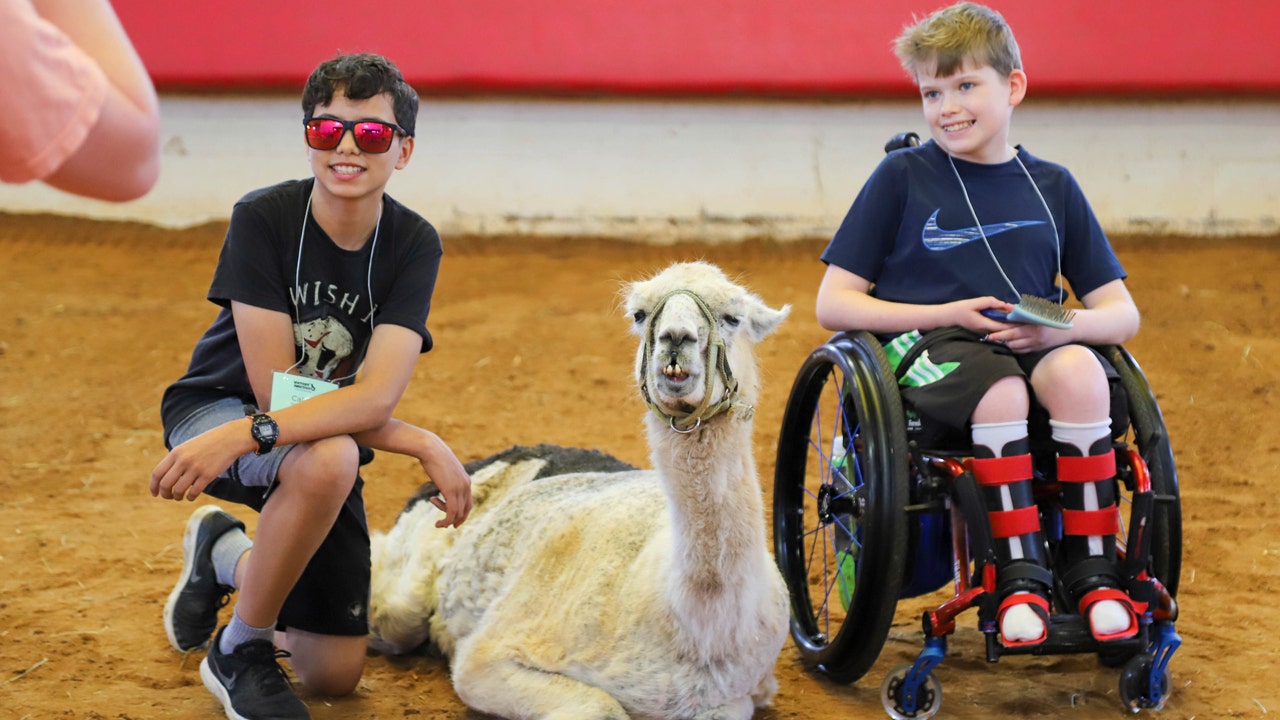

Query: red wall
112,0,1279,97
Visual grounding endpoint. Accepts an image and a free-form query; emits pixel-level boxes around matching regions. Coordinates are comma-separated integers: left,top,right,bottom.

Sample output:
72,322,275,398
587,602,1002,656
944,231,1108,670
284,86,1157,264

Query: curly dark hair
302,53,419,137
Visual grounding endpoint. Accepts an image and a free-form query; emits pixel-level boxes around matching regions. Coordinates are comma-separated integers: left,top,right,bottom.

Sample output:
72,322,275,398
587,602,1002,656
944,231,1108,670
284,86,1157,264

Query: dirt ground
1,212,1277,719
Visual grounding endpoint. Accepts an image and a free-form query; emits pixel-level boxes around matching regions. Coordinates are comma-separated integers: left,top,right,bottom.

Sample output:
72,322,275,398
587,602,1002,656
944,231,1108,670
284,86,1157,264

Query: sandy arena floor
1,213,1278,718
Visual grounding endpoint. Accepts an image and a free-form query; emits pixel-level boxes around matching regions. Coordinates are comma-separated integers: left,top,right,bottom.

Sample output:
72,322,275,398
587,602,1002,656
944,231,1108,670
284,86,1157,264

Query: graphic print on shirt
288,279,375,382
921,210,1044,251
294,316,355,381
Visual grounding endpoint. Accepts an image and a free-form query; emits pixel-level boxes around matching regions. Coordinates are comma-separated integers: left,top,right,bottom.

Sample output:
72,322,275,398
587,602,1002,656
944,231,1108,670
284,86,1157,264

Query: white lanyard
947,151,1066,306
271,194,381,410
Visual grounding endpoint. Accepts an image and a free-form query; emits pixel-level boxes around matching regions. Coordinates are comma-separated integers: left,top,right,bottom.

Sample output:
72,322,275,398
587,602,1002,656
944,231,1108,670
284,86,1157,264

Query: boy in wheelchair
815,2,1141,648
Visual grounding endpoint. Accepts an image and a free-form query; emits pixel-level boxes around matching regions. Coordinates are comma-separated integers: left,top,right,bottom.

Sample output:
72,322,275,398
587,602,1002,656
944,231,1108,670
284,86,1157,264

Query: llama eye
722,314,741,327
632,310,647,324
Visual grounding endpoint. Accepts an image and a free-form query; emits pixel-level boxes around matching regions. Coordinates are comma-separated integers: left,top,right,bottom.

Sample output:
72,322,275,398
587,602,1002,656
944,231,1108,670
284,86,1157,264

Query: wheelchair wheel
1106,346,1182,596
773,331,910,683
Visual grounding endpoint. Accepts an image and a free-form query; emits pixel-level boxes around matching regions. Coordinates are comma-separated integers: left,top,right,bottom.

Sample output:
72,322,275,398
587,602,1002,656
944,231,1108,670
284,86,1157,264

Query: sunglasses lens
305,119,344,150
353,122,395,153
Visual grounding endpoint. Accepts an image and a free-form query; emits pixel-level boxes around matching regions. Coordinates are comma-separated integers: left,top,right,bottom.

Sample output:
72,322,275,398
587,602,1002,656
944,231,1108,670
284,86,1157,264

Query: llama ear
742,298,790,341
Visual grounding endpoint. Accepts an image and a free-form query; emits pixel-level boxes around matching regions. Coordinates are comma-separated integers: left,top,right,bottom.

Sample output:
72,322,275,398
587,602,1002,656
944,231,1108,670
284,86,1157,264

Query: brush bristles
1015,294,1076,328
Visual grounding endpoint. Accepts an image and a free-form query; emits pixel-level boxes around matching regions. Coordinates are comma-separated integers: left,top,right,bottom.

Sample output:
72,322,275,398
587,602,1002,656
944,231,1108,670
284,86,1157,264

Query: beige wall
2,96,1277,241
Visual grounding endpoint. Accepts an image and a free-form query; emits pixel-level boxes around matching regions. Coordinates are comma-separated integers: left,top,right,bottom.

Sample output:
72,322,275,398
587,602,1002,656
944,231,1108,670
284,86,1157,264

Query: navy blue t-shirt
161,179,442,444
822,140,1124,306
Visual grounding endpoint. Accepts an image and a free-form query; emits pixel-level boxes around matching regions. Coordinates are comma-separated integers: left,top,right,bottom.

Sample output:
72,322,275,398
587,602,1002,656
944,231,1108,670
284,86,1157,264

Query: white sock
1048,418,1111,456
1001,603,1045,643
1088,594,1131,637
974,421,1046,642
1051,418,1130,636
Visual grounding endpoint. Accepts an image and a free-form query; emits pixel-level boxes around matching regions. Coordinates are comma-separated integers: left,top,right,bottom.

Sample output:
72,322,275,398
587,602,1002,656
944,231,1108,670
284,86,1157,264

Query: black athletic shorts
884,327,1118,432
202,472,371,637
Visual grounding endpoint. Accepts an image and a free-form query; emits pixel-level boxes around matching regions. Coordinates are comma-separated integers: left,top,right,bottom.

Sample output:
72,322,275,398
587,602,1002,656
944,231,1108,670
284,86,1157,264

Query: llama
369,261,791,719
368,444,636,657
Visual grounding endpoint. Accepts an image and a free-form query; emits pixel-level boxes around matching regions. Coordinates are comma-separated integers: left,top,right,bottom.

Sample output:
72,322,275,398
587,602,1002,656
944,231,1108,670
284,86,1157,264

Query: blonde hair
894,2,1022,80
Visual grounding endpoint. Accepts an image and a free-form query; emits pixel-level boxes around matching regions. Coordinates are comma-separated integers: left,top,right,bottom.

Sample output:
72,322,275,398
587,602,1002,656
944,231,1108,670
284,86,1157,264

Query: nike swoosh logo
921,210,1044,251
224,671,238,690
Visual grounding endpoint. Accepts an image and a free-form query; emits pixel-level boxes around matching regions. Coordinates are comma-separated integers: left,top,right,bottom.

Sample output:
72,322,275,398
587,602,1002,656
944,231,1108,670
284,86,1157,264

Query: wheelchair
771,289,1182,712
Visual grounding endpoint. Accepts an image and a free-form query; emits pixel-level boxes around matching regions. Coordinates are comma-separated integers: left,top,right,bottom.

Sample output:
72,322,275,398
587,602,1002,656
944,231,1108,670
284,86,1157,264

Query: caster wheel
880,664,942,720
1119,653,1170,712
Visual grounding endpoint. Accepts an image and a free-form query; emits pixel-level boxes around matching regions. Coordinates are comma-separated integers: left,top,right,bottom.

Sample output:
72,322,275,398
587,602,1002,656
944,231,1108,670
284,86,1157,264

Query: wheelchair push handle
884,131,921,154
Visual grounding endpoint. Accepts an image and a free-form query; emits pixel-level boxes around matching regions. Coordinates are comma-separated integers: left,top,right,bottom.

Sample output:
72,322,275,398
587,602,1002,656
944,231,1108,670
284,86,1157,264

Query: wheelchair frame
772,330,1183,717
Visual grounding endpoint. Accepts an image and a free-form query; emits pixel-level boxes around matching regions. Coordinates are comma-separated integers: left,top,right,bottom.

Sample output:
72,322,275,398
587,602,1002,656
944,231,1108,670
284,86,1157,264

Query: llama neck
644,413,771,649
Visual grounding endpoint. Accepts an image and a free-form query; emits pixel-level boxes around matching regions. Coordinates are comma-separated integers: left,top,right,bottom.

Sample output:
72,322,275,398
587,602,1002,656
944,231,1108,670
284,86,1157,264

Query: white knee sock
1050,418,1129,637
973,420,1045,643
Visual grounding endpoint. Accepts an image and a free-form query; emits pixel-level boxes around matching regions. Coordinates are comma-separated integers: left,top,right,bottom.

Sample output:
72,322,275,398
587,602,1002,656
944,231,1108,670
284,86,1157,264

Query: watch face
253,415,278,444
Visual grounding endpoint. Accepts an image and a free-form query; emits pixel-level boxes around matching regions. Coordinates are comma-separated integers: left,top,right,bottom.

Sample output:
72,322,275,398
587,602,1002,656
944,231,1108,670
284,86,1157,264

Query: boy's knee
974,375,1029,421
1034,346,1107,391
1039,345,1100,379
282,435,361,496
286,632,367,696
294,656,364,697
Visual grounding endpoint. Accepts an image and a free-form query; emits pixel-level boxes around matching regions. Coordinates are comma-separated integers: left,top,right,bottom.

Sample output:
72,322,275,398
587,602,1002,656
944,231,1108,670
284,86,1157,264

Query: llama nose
660,328,694,347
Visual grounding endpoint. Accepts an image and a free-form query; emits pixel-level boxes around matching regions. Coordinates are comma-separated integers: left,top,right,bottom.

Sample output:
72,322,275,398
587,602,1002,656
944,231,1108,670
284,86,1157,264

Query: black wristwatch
250,413,279,455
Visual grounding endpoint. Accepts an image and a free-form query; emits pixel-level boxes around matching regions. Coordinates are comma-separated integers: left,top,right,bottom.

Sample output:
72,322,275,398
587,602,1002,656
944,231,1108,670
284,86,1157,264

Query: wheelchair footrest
987,614,1147,659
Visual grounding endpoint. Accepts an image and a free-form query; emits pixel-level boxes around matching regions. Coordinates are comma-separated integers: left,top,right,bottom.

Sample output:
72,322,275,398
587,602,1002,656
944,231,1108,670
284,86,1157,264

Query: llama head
623,261,789,429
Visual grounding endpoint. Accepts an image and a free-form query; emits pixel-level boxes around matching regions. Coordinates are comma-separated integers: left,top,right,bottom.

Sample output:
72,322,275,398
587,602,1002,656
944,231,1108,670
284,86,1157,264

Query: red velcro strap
999,591,1050,615
1079,587,1148,618
1057,451,1116,483
1062,507,1120,536
971,454,1033,486
988,506,1041,538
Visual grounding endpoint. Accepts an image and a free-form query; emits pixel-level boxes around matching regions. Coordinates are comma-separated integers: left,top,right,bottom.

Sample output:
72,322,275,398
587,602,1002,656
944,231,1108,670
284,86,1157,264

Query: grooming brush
981,294,1076,329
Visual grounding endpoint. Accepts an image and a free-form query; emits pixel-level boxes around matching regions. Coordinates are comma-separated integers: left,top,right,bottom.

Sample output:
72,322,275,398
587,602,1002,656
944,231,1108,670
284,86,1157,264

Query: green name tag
270,371,339,411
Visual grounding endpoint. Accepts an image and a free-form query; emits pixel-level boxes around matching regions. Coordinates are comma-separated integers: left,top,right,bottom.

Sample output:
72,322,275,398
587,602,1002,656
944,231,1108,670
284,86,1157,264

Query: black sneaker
201,627,310,720
165,505,245,651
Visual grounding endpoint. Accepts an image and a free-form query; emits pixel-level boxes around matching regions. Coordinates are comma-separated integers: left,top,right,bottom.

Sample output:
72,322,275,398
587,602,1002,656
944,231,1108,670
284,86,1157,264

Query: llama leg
748,671,778,708
1052,419,1141,641
452,636,629,720
972,421,1051,646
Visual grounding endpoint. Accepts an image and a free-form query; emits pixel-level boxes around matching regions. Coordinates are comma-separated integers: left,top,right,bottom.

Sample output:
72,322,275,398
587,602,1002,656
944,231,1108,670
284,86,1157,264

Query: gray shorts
168,397,293,499
167,396,371,637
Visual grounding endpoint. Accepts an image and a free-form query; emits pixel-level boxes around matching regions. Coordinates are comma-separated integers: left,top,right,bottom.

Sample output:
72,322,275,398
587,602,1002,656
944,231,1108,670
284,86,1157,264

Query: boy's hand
419,452,474,528
986,322,1069,354
951,297,1016,334
149,419,250,501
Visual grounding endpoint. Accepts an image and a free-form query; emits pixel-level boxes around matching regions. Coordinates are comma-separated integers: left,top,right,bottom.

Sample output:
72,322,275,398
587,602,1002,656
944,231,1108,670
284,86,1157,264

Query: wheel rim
773,335,909,682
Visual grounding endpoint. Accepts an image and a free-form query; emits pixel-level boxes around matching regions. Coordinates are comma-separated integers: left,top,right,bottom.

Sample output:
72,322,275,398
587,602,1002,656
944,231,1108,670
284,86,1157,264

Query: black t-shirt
160,179,442,444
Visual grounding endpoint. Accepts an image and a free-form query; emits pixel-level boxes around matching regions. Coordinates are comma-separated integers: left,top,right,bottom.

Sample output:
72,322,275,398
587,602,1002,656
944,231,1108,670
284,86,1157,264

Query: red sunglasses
303,117,407,154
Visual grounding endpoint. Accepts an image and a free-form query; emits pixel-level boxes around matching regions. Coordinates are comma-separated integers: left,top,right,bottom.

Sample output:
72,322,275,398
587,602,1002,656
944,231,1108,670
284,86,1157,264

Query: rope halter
637,289,752,433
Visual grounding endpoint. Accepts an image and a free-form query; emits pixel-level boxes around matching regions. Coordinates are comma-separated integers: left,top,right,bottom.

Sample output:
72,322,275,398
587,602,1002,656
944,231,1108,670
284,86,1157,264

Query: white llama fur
369,261,792,719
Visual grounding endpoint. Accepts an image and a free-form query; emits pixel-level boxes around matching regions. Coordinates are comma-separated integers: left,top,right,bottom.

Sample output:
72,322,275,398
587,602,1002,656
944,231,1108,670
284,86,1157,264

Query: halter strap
637,289,749,432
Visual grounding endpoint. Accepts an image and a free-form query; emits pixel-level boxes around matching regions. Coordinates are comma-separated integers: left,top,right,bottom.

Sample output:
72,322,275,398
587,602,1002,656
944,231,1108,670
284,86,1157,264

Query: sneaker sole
164,504,226,652
200,655,253,720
